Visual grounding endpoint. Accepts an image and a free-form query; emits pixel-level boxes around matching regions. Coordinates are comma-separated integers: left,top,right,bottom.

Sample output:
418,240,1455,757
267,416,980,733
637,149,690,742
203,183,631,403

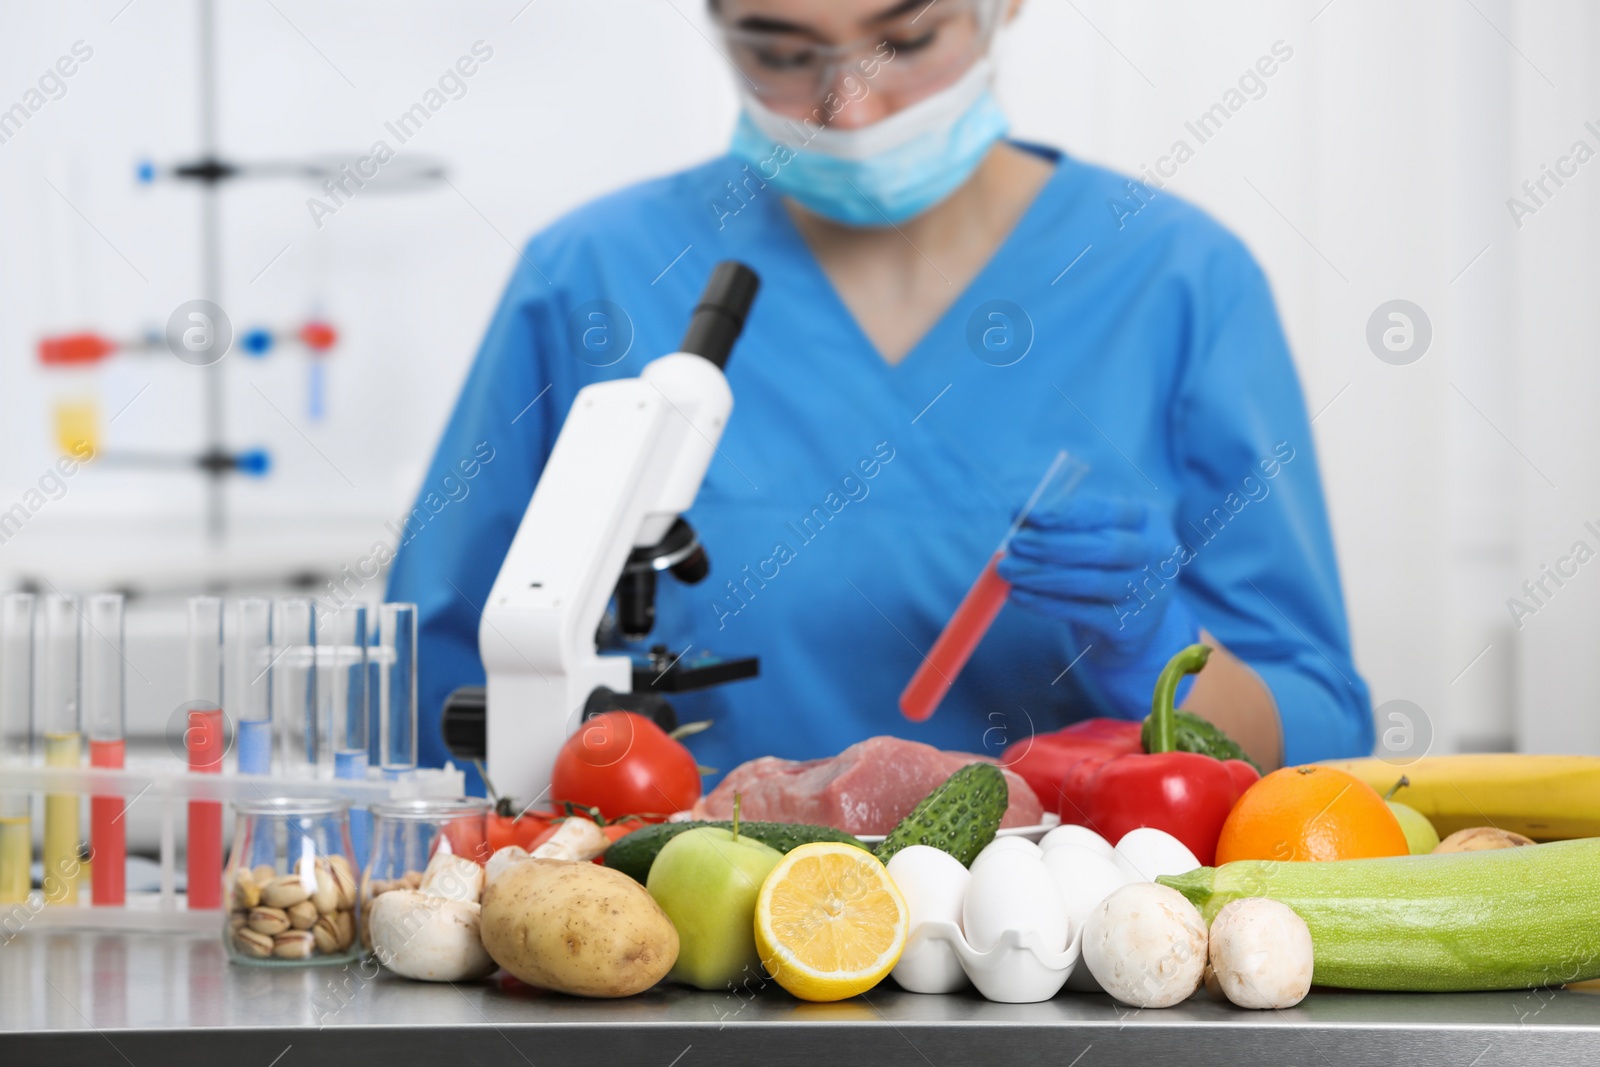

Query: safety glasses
717,0,1004,107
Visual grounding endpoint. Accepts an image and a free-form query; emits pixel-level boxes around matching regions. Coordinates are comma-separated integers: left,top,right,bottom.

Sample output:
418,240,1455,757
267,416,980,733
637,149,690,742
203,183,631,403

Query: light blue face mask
729,60,1010,227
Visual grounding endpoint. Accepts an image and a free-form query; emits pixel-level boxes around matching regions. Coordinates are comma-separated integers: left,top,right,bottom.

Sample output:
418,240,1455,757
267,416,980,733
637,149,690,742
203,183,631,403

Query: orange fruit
1215,765,1410,864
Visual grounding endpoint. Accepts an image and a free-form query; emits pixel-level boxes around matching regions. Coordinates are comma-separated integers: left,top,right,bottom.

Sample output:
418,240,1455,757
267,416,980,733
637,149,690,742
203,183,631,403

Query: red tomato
486,810,556,854
550,711,701,822
432,817,490,865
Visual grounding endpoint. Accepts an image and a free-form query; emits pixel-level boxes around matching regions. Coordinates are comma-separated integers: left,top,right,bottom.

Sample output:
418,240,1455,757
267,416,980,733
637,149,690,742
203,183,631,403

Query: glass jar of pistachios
224,797,360,966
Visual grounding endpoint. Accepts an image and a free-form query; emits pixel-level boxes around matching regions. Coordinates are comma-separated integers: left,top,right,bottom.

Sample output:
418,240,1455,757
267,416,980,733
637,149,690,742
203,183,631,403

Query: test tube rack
0,761,462,934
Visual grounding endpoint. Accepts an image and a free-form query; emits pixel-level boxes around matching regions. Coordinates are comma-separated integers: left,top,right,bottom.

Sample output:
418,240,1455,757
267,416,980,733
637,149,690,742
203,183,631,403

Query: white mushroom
529,818,609,862
368,889,498,982
485,845,531,887
1207,898,1314,1009
419,851,485,903
1081,882,1208,1008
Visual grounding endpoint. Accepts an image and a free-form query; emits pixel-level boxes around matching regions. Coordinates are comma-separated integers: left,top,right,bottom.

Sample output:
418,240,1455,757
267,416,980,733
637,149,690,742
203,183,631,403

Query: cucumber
1158,839,1600,991
602,821,868,883
1141,708,1261,772
875,763,1008,868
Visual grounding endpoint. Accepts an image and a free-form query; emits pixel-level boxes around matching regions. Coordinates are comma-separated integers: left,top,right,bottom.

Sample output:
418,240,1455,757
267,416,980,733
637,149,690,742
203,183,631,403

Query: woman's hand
997,494,1199,714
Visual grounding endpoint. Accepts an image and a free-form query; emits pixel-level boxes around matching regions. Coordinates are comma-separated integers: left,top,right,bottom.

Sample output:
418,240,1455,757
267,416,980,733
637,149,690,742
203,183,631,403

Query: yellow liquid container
43,732,82,905
0,814,29,902
53,400,99,459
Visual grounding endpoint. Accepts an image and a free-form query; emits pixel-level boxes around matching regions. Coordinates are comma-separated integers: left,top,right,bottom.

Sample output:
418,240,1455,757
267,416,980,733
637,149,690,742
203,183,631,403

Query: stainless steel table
3,931,1596,1065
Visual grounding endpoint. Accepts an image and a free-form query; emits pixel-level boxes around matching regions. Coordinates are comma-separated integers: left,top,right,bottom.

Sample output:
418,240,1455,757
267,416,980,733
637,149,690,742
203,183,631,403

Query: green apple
646,827,783,990
1388,800,1441,855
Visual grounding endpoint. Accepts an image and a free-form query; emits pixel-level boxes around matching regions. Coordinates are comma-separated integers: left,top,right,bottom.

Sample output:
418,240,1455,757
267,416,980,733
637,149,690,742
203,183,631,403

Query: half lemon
754,841,908,1002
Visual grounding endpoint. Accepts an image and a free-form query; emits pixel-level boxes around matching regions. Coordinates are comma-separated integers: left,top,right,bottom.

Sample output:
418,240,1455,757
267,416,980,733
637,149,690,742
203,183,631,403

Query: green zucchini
875,763,1007,868
603,821,868,883
1141,708,1261,772
1158,839,1600,991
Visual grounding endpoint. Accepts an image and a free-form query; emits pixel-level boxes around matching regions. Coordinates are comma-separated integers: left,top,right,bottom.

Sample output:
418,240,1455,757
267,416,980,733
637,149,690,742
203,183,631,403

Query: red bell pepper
1057,644,1258,865
1001,718,1144,811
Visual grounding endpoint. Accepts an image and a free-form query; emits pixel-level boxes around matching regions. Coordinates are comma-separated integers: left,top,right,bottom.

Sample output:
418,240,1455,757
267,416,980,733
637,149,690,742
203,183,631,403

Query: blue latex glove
996,494,1200,717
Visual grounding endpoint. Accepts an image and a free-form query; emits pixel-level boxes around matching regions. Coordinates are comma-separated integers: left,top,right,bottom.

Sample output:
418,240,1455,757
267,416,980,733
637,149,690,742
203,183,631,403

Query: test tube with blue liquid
377,604,417,780
235,599,273,776
0,594,35,904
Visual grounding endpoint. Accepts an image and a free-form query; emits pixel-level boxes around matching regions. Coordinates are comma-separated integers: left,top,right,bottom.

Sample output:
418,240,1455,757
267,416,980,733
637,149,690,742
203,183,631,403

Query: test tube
85,594,126,907
40,594,82,905
0,594,35,904
234,598,273,775
377,603,417,778
273,598,317,779
326,605,370,864
327,605,368,780
186,596,225,910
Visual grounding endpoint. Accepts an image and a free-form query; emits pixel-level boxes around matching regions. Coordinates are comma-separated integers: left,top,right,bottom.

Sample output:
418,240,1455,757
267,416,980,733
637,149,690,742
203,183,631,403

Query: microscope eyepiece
679,261,760,370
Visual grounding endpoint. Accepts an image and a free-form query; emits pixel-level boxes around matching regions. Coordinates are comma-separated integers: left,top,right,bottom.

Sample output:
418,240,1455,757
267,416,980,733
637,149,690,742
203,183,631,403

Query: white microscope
440,262,761,805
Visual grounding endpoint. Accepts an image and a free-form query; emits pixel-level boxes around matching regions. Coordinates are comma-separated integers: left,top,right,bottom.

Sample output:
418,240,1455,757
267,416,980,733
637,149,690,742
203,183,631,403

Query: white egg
1114,827,1201,881
1039,823,1116,860
1041,843,1136,993
886,845,969,928
962,850,1068,954
886,846,972,995
970,836,1042,874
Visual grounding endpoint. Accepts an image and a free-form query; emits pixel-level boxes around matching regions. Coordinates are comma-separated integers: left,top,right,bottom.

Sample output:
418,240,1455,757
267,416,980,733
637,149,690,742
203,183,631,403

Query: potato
479,859,678,997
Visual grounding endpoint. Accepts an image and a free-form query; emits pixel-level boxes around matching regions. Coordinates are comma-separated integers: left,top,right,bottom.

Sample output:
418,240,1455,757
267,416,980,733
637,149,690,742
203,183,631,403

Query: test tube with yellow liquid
41,595,83,905
0,594,35,903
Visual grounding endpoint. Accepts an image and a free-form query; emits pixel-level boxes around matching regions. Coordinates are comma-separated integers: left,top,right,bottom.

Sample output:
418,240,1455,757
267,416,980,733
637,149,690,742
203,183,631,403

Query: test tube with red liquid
899,451,1088,722
86,594,127,906
186,597,225,910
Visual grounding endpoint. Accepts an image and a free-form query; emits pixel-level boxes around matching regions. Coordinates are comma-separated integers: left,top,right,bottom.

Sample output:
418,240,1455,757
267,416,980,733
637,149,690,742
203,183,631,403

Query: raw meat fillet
692,736,1043,835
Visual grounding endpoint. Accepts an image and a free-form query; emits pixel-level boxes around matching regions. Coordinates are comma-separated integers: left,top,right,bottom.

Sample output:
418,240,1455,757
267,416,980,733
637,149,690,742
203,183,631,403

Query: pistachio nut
228,912,248,934
326,854,357,907
328,856,358,910
333,908,356,949
233,927,274,958
272,930,315,960
401,870,423,890
287,899,319,930
232,870,262,911
252,863,278,886
260,874,311,909
311,915,342,955
311,863,339,914
247,905,291,936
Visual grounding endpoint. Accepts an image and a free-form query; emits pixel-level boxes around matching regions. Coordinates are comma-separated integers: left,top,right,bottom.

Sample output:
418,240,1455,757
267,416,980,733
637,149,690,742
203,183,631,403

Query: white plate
855,813,1060,846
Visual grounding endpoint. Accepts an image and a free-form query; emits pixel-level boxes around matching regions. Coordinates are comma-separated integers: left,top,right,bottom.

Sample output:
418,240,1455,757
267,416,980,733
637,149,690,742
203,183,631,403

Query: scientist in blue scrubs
388,0,1372,785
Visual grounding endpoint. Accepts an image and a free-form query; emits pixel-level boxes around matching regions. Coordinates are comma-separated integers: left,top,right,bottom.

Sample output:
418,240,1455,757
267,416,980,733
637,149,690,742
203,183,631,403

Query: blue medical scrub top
386,145,1374,792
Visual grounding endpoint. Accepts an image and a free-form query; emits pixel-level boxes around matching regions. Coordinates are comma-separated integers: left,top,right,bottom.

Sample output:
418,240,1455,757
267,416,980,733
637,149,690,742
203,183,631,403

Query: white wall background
1,0,1597,756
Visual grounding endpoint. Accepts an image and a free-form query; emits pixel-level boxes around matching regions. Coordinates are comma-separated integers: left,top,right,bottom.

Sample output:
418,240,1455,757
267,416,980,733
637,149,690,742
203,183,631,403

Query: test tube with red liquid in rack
86,593,127,906
186,597,225,910
899,451,1088,722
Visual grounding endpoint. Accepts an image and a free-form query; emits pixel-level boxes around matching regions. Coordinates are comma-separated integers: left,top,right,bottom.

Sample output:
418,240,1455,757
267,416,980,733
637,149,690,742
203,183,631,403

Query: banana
1319,754,1600,841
